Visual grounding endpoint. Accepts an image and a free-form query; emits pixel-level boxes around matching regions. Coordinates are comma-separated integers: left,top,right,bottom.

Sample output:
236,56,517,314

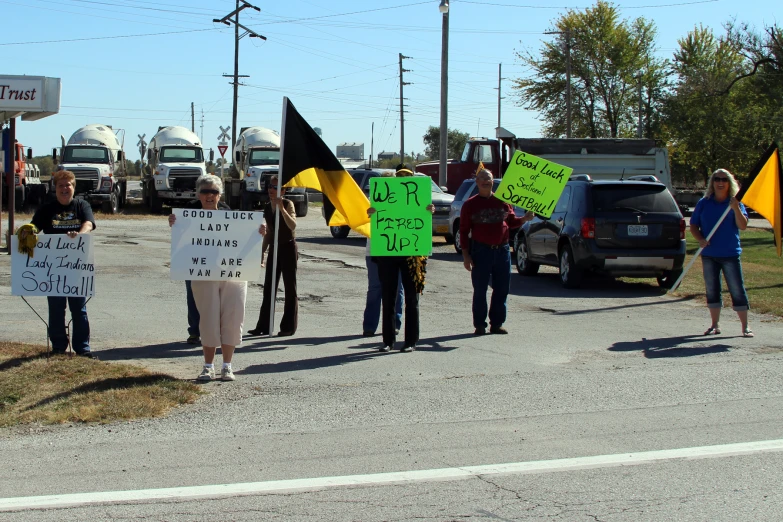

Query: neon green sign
495,151,572,218
369,177,432,256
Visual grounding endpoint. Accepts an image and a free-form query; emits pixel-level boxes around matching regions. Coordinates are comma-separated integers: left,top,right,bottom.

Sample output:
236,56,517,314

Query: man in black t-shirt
31,170,96,357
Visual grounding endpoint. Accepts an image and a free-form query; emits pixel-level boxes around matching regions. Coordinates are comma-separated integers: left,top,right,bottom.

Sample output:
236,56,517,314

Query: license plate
628,225,648,236
434,225,449,233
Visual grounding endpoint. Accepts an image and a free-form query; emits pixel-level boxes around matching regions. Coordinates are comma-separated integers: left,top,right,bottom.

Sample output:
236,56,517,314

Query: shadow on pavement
238,350,382,375
608,335,731,358
508,272,670,299
95,342,203,361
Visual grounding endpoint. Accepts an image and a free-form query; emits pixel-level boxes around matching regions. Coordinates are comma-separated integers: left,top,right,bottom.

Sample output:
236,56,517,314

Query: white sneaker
221,366,235,381
197,366,215,382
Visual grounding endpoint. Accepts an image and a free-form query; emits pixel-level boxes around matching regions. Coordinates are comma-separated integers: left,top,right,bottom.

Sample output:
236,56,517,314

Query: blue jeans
470,242,511,329
702,255,749,311
47,296,90,354
186,280,200,336
363,256,402,333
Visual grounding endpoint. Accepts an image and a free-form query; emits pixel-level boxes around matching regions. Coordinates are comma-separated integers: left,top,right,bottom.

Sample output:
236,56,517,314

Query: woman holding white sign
30,170,95,357
168,174,263,382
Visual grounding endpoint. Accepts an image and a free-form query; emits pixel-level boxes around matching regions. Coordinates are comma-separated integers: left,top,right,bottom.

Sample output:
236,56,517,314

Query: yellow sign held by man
494,151,572,218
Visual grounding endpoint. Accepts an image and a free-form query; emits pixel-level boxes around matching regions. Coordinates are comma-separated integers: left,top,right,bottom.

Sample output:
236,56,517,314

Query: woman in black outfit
248,176,299,336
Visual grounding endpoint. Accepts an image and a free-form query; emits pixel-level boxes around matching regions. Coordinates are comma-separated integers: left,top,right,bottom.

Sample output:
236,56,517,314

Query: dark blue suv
513,176,686,288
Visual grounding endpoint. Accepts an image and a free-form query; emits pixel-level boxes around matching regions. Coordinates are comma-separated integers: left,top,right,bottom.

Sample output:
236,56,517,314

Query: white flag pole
267,97,289,335
668,205,733,294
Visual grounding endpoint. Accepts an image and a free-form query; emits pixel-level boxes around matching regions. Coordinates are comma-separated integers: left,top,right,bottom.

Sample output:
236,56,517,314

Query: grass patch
0,342,201,428
663,228,783,317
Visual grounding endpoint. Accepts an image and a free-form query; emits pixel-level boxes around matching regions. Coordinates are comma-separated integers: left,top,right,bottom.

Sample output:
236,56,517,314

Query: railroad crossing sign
137,134,146,158
217,125,230,143
218,142,228,157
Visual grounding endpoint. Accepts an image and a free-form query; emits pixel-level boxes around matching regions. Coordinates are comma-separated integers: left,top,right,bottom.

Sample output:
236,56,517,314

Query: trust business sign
0,75,61,121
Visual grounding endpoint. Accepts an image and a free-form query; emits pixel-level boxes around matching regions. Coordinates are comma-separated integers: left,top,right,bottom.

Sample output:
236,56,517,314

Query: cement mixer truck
224,126,308,216
53,124,127,214
141,126,213,213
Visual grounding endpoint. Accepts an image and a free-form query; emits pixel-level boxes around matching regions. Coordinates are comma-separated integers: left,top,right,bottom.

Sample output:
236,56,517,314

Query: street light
438,0,449,189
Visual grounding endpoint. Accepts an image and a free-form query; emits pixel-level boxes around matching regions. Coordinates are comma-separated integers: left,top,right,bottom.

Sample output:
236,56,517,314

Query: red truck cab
2,128,46,211
415,137,505,194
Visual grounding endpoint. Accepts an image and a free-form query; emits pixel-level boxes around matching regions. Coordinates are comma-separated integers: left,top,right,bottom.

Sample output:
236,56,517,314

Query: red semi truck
1,129,46,212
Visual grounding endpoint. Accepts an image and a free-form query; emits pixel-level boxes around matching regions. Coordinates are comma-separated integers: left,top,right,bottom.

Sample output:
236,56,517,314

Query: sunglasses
199,189,220,195
713,177,729,183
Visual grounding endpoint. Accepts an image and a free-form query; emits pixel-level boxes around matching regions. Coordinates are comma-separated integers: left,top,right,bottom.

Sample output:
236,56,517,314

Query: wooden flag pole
266,97,289,336
667,205,732,294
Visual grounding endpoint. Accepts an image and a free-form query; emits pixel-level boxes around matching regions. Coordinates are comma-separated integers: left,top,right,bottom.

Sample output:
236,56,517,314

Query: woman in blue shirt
689,168,753,337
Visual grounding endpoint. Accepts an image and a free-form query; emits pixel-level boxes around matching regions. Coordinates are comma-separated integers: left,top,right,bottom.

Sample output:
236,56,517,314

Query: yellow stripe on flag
285,167,371,237
740,145,782,257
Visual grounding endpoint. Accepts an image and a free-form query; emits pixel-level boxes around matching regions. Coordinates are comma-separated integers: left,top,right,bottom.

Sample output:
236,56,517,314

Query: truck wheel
330,225,350,239
295,200,308,217
515,234,539,275
558,244,583,289
15,185,26,213
150,186,163,214
453,220,462,254
240,191,253,211
102,191,119,214
657,269,683,289
119,182,127,209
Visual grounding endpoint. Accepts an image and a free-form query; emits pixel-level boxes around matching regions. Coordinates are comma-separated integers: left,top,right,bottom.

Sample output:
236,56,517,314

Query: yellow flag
475,161,485,177
739,143,782,257
279,97,370,237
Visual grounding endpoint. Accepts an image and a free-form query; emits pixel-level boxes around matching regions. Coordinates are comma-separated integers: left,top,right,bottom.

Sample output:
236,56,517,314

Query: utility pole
565,30,572,139
399,53,411,163
213,1,265,157
547,30,572,138
637,77,643,138
439,0,449,188
191,102,195,133
495,63,504,129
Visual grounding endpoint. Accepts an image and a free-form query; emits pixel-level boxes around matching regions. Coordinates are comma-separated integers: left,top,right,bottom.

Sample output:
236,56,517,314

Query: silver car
324,169,454,239
448,177,526,254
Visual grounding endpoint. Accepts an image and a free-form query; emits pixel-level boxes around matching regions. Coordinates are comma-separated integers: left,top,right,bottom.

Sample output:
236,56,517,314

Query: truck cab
415,137,502,194
2,128,45,212
228,126,308,216
143,126,211,213
54,124,127,214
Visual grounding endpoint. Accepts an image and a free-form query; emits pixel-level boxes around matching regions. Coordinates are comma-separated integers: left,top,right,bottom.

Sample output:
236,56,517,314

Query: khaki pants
191,280,248,347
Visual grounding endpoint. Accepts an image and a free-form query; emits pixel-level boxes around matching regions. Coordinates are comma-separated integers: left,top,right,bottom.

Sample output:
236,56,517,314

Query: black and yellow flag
280,97,370,237
738,143,782,257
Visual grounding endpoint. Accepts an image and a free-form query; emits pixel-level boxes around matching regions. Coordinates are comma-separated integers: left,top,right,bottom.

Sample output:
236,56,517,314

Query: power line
0,27,217,46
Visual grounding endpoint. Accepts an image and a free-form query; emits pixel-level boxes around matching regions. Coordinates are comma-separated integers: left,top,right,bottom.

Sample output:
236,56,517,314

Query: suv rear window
591,185,678,213
454,181,473,200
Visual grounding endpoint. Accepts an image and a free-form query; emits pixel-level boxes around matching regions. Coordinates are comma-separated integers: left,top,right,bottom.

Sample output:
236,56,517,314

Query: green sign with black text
495,151,572,218
369,177,432,256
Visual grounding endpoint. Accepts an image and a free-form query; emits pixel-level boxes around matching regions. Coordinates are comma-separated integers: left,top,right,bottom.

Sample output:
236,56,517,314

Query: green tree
124,159,137,177
30,156,55,178
662,25,756,184
512,1,666,139
422,126,470,160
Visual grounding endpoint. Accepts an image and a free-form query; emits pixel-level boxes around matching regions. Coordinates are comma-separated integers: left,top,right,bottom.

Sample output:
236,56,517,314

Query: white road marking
3,439,783,512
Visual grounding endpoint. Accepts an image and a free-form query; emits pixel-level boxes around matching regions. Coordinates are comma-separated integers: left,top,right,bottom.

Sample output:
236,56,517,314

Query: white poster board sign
11,233,95,296
170,209,263,281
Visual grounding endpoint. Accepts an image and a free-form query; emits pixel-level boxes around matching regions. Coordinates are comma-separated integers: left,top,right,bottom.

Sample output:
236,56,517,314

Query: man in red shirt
460,169,534,335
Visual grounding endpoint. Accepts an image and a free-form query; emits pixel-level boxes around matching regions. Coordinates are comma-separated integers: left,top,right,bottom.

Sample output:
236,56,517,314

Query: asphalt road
1,208,782,521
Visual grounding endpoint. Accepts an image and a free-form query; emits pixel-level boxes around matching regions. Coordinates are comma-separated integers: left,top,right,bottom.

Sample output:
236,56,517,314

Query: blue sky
1,0,777,163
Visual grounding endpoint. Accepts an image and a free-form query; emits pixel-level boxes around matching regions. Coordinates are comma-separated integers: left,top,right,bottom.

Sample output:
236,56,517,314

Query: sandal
704,326,721,335
743,328,754,338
